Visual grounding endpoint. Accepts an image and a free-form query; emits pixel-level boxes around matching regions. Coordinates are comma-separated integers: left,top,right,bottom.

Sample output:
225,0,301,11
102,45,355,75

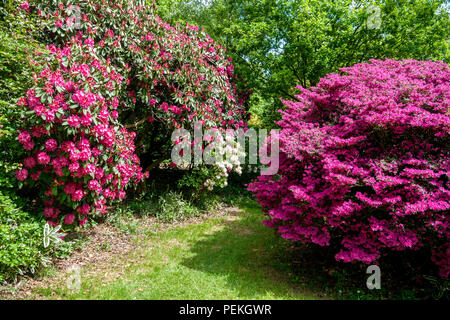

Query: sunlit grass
30,199,316,300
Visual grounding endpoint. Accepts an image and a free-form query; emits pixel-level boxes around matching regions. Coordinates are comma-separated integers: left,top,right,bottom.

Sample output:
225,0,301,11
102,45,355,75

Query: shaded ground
2,198,432,300
0,200,318,300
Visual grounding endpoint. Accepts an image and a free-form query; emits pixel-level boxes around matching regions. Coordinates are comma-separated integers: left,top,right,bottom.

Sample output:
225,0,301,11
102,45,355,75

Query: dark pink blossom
249,59,450,277
15,168,28,181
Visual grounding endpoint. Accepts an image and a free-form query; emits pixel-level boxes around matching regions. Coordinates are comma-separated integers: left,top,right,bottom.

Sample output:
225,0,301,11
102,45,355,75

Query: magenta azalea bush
14,0,249,226
248,59,450,277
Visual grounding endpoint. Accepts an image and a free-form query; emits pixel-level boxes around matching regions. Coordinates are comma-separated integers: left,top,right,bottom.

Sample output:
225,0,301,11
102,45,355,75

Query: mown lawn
30,200,318,300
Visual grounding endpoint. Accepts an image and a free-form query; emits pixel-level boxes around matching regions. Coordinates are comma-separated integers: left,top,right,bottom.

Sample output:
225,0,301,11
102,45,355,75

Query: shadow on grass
181,199,436,300
180,199,318,299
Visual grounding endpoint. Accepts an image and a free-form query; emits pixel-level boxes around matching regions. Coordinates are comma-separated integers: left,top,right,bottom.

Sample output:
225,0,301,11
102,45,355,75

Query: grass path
22,200,317,300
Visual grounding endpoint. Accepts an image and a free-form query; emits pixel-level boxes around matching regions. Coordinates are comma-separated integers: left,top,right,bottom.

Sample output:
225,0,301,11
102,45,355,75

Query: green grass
29,199,317,300
20,197,433,300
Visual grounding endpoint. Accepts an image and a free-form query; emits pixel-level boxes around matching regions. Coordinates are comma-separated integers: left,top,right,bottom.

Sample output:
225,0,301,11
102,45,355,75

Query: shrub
0,4,41,199
15,41,144,227
154,191,201,222
0,190,83,283
24,0,249,171
0,191,46,283
248,59,450,277
13,0,248,225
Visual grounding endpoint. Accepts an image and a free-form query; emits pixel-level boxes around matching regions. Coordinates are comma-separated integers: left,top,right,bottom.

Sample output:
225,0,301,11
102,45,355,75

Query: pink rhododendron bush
14,0,248,226
248,59,450,277
16,42,144,227
25,0,248,170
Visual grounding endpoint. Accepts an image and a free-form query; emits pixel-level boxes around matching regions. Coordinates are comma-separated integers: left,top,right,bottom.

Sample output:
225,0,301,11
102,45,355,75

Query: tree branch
125,117,148,129
144,158,167,172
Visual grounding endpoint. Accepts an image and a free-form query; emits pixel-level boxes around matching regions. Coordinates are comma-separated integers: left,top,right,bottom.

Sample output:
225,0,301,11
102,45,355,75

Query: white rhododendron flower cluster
203,134,245,191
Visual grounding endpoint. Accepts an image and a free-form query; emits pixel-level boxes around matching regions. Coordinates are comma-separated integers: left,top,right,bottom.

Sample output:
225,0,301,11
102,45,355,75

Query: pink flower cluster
16,41,145,227
248,59,450,277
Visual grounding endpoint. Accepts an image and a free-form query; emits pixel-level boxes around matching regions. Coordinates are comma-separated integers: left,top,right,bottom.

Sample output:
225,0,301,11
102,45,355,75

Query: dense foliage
157,0,450,127
28,0,249,170
0,1,53,285
1,0,448,292
0,191,46,283
248,59,450,277
11,0,248,226
0,2,40,199
16,42,144,226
